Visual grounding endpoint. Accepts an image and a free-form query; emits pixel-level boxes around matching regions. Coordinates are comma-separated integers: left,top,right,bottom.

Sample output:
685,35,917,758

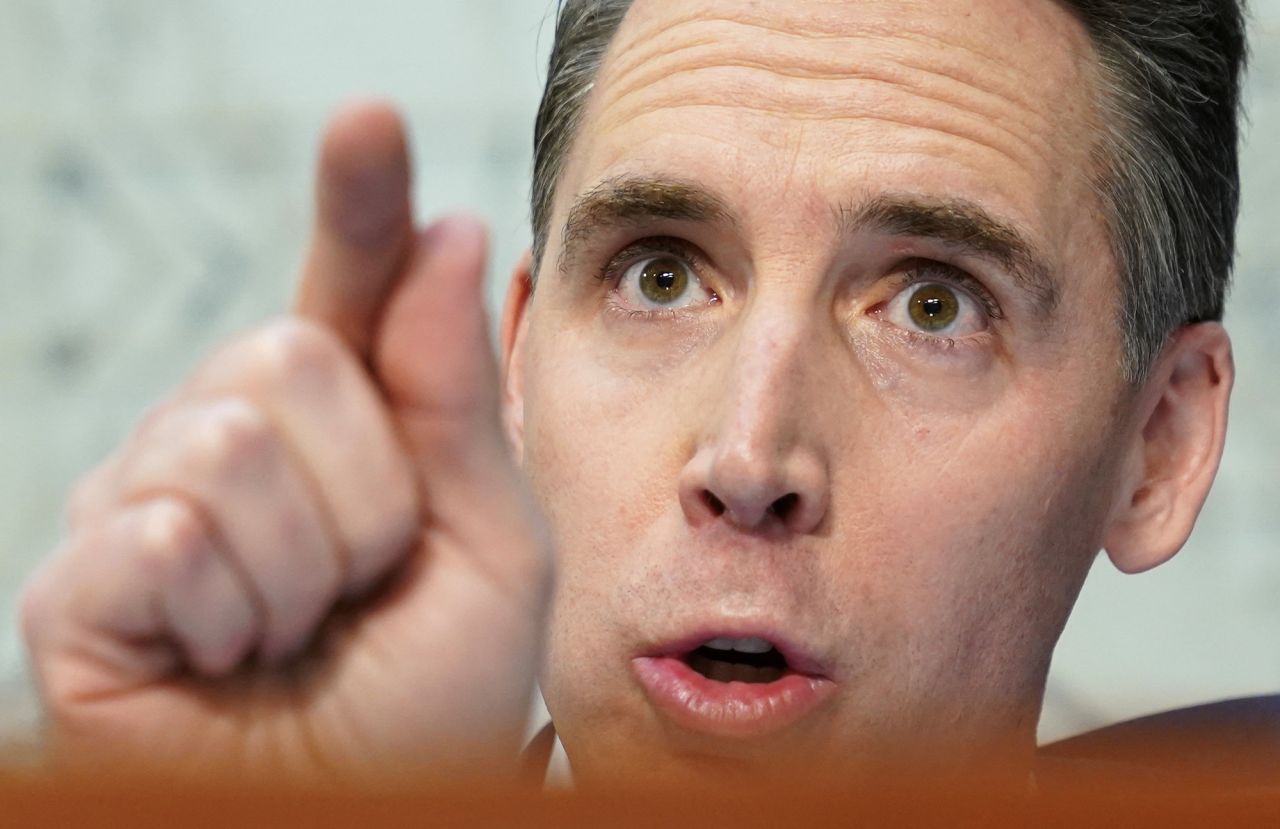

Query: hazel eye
909,284,960,331
882,282,987,337
617,254,713,310
639,257,689,304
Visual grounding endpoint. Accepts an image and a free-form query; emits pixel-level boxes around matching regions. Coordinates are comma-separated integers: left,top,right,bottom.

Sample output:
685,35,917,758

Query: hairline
531,0,1245,383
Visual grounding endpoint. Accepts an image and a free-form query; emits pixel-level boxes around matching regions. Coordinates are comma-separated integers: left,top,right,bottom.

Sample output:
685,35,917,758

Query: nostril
702,491,727,517
768,493,800,519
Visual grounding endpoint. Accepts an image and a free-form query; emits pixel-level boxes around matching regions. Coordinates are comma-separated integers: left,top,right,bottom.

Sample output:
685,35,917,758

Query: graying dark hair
531,0,1247,382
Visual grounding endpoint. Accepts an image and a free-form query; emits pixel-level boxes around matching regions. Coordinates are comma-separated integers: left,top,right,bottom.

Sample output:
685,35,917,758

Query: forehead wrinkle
604,19,1054,130
605,61,1054,174
604,96,1046,185
594,4,1089,161
612,3,1042,66
594,43,1065,183
614,0,1096,66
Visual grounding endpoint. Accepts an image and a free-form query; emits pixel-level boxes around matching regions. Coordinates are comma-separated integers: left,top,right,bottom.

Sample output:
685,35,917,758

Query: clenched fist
20,102,552,787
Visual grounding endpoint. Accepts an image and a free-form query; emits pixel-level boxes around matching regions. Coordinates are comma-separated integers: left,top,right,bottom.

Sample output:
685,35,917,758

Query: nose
677,317,831,536
679,444,829,535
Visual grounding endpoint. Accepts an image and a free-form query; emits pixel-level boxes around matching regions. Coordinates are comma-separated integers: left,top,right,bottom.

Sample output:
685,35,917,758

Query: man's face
510,0,1133,784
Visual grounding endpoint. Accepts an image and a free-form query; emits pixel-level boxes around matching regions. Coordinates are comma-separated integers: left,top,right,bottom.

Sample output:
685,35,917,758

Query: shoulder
1037,696,1280,793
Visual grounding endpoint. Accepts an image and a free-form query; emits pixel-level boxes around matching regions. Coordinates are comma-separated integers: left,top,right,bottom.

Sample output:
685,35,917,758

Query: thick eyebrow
558,175,734,275
837,195,1060,316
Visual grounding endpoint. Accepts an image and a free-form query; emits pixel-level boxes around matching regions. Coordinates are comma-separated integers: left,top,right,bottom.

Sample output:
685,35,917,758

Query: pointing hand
21,102,552,787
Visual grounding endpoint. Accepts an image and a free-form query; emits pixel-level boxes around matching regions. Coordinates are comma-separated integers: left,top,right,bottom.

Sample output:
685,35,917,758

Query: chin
550,681,1040,792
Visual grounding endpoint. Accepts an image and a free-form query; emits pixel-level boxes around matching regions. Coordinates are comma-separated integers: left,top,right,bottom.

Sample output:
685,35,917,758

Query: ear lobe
1103,323,1234,574
500,249,536,461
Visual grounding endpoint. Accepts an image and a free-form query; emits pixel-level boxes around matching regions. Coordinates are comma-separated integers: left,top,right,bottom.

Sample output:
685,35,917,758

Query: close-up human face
507,0,1138,786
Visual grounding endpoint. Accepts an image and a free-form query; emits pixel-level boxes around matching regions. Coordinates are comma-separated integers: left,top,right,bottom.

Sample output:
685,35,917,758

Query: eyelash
893,259,1004,322
596,236,707,285
593,241,1003,349
879,261,1002,355
596,236,717,321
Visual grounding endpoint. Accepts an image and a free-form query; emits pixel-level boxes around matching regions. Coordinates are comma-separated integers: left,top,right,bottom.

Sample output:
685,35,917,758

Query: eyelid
597,236,710,286
896,260,1004,322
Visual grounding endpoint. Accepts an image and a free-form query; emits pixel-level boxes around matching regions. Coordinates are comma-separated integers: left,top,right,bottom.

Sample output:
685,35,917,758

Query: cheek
520,313,704,534
839,392,1121,677
520,323,692,613
521,326,704,732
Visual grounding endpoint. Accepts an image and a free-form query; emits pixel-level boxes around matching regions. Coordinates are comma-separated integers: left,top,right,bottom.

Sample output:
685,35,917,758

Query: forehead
558,0,1103,258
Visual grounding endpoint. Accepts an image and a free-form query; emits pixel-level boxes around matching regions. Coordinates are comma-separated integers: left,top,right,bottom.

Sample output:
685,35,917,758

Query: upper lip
640,624,832,679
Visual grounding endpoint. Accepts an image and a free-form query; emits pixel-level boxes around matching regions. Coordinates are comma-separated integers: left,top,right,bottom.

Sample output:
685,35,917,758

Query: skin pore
503,0,1146,786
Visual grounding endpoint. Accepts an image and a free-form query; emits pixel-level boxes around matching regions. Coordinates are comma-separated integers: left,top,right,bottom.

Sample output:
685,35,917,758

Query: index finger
293,100,415,357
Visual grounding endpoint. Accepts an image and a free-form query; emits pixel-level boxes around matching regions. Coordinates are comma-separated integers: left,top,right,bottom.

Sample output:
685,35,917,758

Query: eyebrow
556,175,1059,316
837,195,1060,315
558,175,734,275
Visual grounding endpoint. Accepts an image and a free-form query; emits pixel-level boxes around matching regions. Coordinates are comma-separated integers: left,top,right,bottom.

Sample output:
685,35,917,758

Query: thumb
374,216,513,498
376,216,552,636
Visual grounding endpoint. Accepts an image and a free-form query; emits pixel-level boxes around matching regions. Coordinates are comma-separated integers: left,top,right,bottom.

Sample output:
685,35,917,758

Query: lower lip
631,655,836,739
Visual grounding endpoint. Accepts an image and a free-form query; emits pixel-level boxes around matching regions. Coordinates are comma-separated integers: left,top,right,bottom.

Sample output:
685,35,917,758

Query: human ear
1102,323,1234,574
499,249,536,461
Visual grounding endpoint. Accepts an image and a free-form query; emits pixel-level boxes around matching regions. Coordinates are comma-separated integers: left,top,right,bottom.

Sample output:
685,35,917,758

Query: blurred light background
1,0,1277,750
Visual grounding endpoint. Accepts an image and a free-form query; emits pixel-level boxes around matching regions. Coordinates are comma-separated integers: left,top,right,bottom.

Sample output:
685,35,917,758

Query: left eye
617,255,713,310
881,282,987,337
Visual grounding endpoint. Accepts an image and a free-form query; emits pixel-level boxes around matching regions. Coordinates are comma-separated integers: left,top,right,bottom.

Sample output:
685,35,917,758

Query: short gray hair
531,0,1247,382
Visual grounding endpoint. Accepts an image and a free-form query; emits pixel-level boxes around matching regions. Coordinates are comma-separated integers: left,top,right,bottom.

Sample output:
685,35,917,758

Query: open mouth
684,637,789,684
632,631,836,738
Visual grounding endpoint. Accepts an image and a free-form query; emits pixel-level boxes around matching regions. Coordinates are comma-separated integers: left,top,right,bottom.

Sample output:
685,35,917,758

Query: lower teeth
688,652,786,684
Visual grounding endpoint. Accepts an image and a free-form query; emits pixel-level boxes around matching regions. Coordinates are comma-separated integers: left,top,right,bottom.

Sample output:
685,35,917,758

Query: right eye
615,254,715,311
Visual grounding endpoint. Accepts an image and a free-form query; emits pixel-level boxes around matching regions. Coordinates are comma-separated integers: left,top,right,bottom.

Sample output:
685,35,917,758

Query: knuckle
245,317,346,386
133,498,210,583
190,399,275,476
